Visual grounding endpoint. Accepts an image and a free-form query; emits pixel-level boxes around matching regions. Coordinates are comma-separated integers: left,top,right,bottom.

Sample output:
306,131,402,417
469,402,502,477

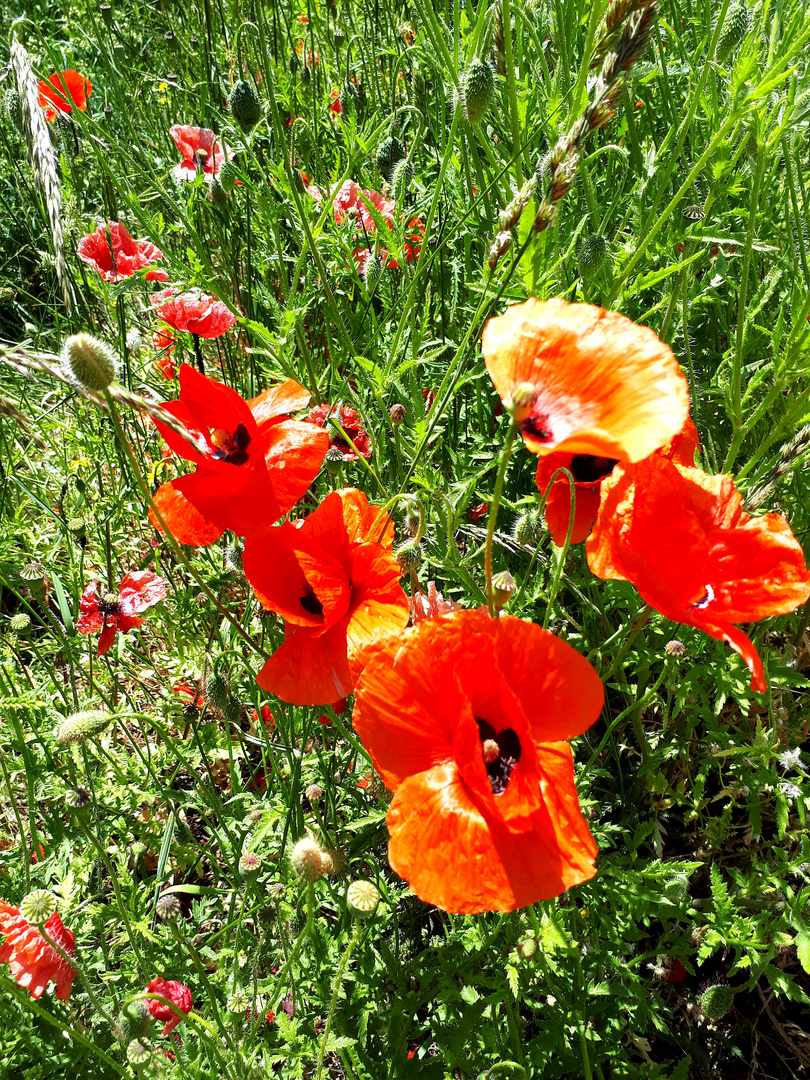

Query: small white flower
778,747,802,772
778,781,802,803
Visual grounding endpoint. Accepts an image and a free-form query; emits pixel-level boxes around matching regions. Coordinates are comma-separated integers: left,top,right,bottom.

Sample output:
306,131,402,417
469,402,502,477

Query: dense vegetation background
2,0,810,1076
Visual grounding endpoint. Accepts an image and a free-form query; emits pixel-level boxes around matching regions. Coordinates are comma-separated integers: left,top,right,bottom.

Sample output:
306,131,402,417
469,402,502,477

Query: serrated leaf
506,963,519,999
765,965,810,1004
796,932,810,976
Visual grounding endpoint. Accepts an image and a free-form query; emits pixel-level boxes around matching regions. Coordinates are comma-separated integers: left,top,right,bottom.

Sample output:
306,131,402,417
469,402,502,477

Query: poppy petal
256,625,353,705
150,479,224,547
248,380,312,427
97,619,117,656
481,298,689,459
262,420,329,516
175,363,256,440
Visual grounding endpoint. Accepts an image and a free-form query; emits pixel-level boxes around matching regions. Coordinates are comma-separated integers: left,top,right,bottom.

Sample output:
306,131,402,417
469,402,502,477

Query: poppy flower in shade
352,609,603,913
330,180,424,272
155,353,176,380
586,455,810,692
77,222,169,283
242,488,410,705
0,902,76,1000
77,570,168,657
329,89,343,115
38,70,92,122
149,364,329,546
481,298,689,459
168,125,233,182
538,413,702,547
151,288,238,339
305,402,372,460
144,978,193,1036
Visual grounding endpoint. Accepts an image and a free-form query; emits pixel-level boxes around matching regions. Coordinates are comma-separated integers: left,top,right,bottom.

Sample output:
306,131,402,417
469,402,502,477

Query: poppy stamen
299,585,324,616
690,584,715,611
210,423,251,466
570,455,619,483
97,592,122,617
475,718,521,796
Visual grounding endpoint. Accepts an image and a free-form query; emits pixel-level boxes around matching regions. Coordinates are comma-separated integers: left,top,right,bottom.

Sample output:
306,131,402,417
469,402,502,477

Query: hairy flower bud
700,982,734,1020
461,58,495,124
396,540,423,575
56,709,114,746
62,334,118,391
229,80,262,134
290,836,326,883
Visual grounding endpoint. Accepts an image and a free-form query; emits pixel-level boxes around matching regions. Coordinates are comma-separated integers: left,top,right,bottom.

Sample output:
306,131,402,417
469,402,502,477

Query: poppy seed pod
56,709,114,746
126,1040,152,1066
461,58,495,124
65,786,93,815
290,836,326,883
20,890,57,927
155,893,181,922
507,382,539,425
239,852,263,881
491,570,515,610
665,639,686,658
229,80,263,134
346,880,380,919
389,403,406,425
62,333,118,391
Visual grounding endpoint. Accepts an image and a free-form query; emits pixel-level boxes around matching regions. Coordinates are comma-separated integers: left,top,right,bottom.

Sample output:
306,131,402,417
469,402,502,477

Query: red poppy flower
173,680,207,709
295,40,320,66
169,125,233,182
38,70,92,122
77,222,168,283
242,488,410,705
410,580,462,624
0,902,76,1000
251,704,275,729
537,414,701,547
586,455,810,692
305,402,372,460
329,89,342,115
481,298,689,459
155,354,176,380
144,977,193,1036
151,288,237,339
150,364,328,546
330,180,424,272
469,502,488,524
154,327,176,354
77,570,168,657
352,610,603,913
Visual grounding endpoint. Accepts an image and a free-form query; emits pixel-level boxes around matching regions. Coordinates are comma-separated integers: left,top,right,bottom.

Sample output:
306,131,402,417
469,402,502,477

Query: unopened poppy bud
664,874,690,903
118,999,152,1040
20,890,56,926
665,639,686,658
219,160,237,193
4,88,23,133
514,512,543,548
205,673,230,712
389,402,406,425
376,135,406,182
154,894,180,923
319,847,344,875
290,836,325,883
491,569,515,610
63,333,118,391
305,783,324,804
364,253,384,289
396,540,423,575
211,177,229,209
461,57,495,124
65,785,93,815
700,982,734,1020
56,709,114,746
346,879,380,919
517,935,539,960
127,1039,152,1066
239,852,263,881
301,63,312,87
229,80,263,134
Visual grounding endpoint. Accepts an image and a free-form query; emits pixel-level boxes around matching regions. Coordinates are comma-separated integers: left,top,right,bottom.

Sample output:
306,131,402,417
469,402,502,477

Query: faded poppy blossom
352,610,603,913
537,415,702,547
0,902,76,1000
77,570,168,657
169,125,233,182
77,221,168,283
38,70,92,121
151,288,237,339
150,364,328,546
305,402,372,460
144,977,193,1035
586,455,810,692
482,299,689,462
242,488,409,705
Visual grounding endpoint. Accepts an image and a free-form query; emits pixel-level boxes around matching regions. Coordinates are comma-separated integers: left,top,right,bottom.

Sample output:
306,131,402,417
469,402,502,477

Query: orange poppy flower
242,488,409,705
586,455,810,692
537,414,701,547
150,364,329,546
0,902,76,1000
352,610,603,913
38,70,92,122
481,298,689,461
77,221,168,283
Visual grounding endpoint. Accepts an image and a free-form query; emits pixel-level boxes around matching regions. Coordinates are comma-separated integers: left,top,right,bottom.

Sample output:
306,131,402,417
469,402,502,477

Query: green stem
315,921,364,1080
484,422,519,616
37,921,116,1024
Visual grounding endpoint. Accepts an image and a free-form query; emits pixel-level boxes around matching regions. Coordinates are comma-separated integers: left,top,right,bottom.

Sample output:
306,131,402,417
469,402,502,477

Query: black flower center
475,717,521,796
519,406,552,444
97,594,122,617
570,455,619,483
210,423,251,466
299,584,323,615
689,584,715,611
